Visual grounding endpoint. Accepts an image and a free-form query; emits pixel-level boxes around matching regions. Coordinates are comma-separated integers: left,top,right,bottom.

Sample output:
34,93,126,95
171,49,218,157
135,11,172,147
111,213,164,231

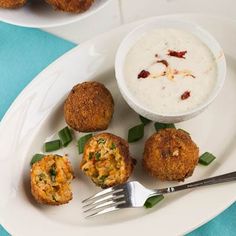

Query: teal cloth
0,21,235,236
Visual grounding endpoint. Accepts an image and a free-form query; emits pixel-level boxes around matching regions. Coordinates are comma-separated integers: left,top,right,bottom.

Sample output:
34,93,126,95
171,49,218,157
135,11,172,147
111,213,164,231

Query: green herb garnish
44,140,61,152
58,126,73,147
89,152,94,160
144,195,164,208
110,143,116,150
199,152,216,166
139,115,151,125
49,166,57,182
99,175,108,182
78,133,93,154
128,124,144,143
30,154,44,166
154,122,175,132
98,138,106,144
38,173,46,181
52,195,58,202
95,152,101,160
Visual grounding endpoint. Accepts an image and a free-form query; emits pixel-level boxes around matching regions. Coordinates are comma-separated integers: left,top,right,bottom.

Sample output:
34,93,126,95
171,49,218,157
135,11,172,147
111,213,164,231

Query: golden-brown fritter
143,128,199,181
0,0,26,8
31,154,74,205
80,133,134,188
45,0,94,13
64,81,114,132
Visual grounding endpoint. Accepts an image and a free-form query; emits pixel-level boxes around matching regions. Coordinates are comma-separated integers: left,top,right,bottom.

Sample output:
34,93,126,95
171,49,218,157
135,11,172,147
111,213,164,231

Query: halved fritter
143,128,199,181
45,0,94,13
31,154,74,205
80,133,134,188
0,0,26,8
64,81,114,132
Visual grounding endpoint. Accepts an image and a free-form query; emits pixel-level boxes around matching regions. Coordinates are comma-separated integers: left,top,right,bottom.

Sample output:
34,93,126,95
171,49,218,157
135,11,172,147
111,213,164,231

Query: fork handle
155,171,236,195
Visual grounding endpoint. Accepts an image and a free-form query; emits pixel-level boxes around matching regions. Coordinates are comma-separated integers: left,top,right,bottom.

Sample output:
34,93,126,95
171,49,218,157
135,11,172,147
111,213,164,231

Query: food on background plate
45,0,95,13
124,28,217,115
0,0,26,8
143,128,199,181
31,154,74,205
64,81,114,132
80,133,134,188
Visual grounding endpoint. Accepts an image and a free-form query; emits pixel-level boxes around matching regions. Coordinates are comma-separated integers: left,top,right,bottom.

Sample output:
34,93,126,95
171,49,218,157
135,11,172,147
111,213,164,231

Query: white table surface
43,0,236,43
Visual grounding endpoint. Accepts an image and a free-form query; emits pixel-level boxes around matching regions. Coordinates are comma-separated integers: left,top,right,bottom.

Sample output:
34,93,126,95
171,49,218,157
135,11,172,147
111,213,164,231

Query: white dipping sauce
124,28,217,115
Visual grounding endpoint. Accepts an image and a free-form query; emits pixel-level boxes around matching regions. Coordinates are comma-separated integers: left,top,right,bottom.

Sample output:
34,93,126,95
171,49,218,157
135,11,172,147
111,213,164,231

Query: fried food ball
143,128,199,181
80,133,134,188
64,81,114,132
31,154,74,205
45,0,94,13
0,0,26,8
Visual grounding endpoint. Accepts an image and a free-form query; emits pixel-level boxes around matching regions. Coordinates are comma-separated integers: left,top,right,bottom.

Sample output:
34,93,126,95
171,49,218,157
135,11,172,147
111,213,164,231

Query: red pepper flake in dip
168,50,187,59
181,91,191,100
157,60,169,67
137,70,150,79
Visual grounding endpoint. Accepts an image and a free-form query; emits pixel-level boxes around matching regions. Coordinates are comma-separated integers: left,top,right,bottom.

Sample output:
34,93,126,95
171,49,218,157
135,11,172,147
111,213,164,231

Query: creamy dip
124,28,217,114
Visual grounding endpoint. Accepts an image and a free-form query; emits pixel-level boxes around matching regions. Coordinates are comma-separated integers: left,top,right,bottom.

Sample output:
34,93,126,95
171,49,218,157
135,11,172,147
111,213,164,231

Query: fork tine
82,186,123,204
85,206,120,218
83,197,125,213
85,202,125,218
82,193,124,209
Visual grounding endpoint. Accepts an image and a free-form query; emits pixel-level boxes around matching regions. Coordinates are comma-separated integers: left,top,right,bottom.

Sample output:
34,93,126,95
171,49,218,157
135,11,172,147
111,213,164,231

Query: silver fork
82,171,236,218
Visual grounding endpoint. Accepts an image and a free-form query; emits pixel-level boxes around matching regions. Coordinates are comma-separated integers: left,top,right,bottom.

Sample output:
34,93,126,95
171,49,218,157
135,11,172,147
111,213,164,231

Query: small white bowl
115,19,226,123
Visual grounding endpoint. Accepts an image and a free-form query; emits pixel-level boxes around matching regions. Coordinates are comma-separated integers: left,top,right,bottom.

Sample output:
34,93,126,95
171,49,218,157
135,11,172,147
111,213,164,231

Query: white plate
1,14,236,236
0,0,110,28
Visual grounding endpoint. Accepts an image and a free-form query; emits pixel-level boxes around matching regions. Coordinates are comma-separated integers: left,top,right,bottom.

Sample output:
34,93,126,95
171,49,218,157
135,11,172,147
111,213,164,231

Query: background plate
0,0,110,28
1,14,236,236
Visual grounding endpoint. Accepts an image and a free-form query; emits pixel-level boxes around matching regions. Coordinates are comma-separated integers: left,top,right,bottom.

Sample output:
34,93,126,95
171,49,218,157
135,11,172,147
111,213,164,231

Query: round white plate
0,0,110,28
1,14,236,236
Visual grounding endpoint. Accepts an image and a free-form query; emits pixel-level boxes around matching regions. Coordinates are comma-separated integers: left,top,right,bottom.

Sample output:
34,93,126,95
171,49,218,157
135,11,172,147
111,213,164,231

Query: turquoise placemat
0,21,235,236
0,21,76,119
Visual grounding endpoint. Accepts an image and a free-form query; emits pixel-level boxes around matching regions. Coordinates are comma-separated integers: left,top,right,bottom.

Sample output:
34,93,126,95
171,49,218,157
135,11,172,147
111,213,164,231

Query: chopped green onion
58,126,72,147
144,195,164,208
110,143,116,150
95,152,101,160
154,122,175,132
178,128,190,135
99,175,108,182
128,124,144,143
52,195,58,202
78,134,93,154
49,166,57,182
89,152,94,160
199,152,216,166
139,115,151,125
44,140,61,152
38,173,46,181
98,138,106,144
30,154,44,166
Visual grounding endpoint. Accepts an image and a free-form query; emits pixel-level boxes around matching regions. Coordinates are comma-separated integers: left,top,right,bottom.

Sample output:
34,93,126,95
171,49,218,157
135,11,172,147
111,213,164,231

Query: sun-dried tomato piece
181,91,191,100
168,50,187,59
137,70,150,79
